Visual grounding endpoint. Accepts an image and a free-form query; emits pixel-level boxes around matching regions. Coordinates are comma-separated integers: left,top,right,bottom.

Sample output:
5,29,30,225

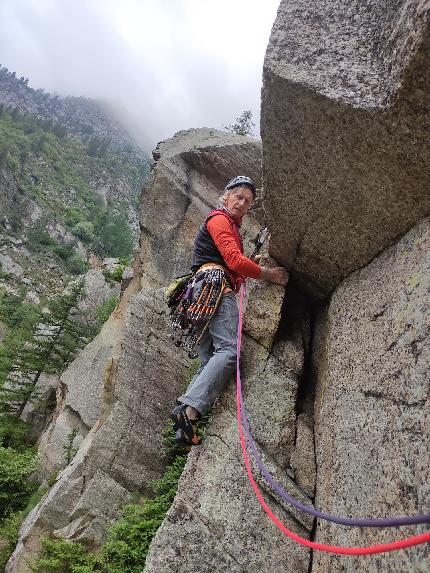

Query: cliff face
147,2,429,571
259,0,430,571
312,217,430,572
6,129,266,572
144,284,314,572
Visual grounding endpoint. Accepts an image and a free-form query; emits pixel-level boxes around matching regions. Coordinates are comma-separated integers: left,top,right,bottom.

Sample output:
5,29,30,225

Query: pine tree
0,293,42,415
225,110,256,137
0,280,97,416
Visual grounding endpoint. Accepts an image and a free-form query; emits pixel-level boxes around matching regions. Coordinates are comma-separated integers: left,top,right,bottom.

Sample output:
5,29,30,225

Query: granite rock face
145,287,313,573
78,269,120,313
37,316,123,474
289,413,316,499
0,254,24,277
261,0,430,298
312,218,430,572
141,130,317,572
7,287,190,572
6,129,265,571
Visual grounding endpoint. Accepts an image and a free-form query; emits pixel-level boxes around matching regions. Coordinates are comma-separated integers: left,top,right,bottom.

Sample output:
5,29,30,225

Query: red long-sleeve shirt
207,215,262,279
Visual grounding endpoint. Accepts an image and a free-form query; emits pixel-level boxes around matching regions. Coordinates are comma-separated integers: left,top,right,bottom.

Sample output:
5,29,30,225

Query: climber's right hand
260,266,289,286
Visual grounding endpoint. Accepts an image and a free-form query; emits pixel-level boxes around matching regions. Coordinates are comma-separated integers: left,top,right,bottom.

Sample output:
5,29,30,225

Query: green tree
0,446,37,518
27,223,55,245
64,254,88,275
0,281,95,416
52,241,77,262
87,136,110,158
27,280,96,373
96,296,119,324
0,290,43,414
225,109,256,137
29,538,103,573
72,221,95,243
93,211,133,258
0,328,41,415
51,123,67,139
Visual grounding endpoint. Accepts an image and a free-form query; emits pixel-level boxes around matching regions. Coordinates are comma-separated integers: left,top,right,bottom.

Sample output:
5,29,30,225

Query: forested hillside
0,68,151,569
0,65,152,300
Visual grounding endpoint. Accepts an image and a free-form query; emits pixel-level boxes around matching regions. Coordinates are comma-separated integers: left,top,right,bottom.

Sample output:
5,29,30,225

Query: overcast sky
0,0,280,152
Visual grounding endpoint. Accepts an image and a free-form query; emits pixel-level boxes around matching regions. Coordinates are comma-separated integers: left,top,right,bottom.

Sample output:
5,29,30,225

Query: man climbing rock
171,175,289,446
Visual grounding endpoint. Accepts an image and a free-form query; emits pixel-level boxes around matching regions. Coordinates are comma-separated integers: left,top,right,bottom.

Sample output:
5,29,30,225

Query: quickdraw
251,226,269,260
169,267,229,358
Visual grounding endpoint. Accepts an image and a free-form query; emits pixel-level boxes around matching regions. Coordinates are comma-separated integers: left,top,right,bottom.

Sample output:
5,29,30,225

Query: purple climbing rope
238,294,430,528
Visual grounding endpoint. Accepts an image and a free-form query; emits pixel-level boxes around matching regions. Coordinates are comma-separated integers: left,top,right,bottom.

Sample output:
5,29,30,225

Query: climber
171,175,289,446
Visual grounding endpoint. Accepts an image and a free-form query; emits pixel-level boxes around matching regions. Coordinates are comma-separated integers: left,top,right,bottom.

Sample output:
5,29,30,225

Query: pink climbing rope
236,285,430,555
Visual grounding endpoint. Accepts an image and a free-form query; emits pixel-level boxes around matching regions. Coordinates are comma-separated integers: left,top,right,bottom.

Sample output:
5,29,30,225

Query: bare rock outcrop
79,269,120,313
312,218,430,571
37,316,124,475
6,129,265,571
138,128,262,289
261,0,430,298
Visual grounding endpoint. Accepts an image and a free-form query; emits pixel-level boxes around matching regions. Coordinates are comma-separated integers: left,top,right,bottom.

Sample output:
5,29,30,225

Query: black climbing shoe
170,404,201,447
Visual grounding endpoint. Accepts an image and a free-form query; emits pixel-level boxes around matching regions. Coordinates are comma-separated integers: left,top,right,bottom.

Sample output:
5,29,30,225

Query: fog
0,0,279,152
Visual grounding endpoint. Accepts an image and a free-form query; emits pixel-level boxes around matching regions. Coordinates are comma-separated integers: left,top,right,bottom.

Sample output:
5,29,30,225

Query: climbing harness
169,267,229,358
235,285,430,554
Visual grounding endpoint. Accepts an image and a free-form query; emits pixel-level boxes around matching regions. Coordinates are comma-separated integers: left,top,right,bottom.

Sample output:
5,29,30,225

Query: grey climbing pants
178,292,239,415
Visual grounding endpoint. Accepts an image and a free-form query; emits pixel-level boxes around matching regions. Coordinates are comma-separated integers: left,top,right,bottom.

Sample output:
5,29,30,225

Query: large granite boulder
312,218,430,572
261,0,430,298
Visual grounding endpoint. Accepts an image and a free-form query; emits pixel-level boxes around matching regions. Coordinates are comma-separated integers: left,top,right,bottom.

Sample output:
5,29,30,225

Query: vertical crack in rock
275,283,321,573
295,303,319,573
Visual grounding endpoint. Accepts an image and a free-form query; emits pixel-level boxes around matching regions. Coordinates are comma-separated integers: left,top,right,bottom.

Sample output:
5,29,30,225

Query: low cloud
0,0,279,152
